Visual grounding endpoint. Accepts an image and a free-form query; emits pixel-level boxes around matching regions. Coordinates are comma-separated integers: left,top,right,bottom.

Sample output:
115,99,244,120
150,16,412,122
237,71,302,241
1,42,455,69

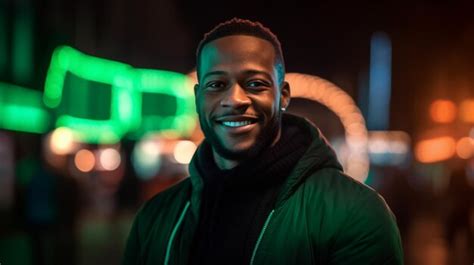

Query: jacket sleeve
122,209,143,265
329,190,404,265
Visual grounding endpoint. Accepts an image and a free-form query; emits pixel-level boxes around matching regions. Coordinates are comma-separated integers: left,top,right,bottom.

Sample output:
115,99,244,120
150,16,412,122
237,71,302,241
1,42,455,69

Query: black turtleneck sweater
189,120,311,265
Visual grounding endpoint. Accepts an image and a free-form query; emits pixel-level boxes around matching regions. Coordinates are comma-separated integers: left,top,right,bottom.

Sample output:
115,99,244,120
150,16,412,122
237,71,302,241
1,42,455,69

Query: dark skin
195,35,291,169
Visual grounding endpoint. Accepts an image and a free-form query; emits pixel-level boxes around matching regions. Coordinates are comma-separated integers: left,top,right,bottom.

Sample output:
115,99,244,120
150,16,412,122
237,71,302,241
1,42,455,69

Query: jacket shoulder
302,168,404,264
303,167,387,209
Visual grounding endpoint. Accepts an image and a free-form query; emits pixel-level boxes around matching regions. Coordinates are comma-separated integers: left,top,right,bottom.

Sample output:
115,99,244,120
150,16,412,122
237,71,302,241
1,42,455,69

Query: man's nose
220,84,251,109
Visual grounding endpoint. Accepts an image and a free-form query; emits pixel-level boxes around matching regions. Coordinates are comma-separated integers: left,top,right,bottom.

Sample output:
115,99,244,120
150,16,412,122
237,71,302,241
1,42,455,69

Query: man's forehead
200,35,277,74
203,35,274,52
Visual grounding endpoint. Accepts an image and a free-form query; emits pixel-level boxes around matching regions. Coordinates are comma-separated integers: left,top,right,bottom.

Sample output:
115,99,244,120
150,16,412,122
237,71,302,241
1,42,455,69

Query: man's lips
215,115,258,125
214,115,259,130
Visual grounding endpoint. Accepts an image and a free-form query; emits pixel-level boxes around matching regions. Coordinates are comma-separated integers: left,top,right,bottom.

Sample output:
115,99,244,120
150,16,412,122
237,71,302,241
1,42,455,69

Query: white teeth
222,120,253,127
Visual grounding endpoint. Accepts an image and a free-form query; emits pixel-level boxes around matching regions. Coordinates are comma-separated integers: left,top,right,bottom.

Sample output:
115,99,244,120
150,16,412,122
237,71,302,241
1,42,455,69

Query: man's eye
247,80,268,89
206,81,225,89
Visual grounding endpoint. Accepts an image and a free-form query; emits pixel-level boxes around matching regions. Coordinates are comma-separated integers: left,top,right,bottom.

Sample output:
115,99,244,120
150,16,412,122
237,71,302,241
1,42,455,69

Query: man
123,18,404,265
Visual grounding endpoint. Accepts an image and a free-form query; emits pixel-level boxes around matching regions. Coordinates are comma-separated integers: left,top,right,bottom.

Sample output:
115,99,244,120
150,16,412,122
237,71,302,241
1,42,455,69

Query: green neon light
44,45,196,141
0,82,51,133
12,8,33,83
59,72,111,120
43,46,138,144
129,69,196,138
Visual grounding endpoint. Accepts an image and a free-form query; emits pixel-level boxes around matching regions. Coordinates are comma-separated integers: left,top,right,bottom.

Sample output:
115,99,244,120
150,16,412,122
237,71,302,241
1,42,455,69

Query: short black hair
196,18,285,85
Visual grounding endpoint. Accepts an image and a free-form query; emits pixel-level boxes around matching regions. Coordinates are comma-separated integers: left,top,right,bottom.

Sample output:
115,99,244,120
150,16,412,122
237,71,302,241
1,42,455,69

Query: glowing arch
286,73,369,182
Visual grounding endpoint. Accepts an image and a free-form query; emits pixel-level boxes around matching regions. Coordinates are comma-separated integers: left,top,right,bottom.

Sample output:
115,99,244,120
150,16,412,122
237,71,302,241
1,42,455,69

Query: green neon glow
12,8,33,83
43,46,138,144
60,72,111,120
56,116,121,143
44,45,196,141
130,69,196,138
0,82,51,133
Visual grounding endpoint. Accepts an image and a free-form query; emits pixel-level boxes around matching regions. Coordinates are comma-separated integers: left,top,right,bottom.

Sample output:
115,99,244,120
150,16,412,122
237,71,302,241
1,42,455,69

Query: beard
199,111,282,161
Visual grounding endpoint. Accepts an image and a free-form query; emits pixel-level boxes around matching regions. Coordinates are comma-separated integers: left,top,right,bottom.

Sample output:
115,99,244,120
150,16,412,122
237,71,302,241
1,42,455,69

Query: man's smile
221,120,253,127
215,115,259,133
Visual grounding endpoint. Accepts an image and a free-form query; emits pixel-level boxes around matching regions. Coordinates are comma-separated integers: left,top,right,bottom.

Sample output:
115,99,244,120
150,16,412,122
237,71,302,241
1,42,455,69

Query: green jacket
123,115,404,265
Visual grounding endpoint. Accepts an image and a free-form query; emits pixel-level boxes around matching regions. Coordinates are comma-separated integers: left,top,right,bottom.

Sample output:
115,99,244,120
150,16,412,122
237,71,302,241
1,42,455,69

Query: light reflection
50,127,77,155
456,137,474,159
74,149,95,172
368,131,410,166
459,99,474,123
415,137,456,163
132,139,162,180
173,140,197,164
98,148,121,171
429,100,456,123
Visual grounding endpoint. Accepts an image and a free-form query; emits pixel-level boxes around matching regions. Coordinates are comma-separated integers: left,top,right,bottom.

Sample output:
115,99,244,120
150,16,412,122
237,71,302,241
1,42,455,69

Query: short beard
199,111,282,161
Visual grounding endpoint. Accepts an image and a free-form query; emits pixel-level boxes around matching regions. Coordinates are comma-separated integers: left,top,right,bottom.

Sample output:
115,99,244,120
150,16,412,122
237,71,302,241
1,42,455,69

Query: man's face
195,35,290,163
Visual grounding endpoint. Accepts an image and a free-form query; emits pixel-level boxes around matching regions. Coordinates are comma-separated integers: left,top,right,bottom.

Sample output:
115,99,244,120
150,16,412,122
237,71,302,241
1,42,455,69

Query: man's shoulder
301,167,396,226
300,168,403,262
303,167,381,202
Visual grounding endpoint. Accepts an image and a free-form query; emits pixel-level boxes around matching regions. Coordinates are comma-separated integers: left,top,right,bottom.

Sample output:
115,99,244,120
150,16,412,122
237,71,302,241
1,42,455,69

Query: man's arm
329,190,404,265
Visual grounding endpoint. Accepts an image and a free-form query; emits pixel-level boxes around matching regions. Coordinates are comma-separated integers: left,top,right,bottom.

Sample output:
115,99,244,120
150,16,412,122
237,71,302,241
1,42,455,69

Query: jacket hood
273,114,343,207
188,113,343,213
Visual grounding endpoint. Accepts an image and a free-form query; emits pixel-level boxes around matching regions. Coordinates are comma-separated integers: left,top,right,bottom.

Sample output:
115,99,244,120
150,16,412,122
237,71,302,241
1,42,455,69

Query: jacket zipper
164,201,190,265
164,203,274,265
250,209,275,265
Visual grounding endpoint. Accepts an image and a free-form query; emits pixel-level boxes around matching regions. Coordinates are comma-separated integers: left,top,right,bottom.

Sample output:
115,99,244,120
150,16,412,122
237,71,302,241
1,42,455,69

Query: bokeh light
415,136,456,163
98,148,121,171
173,140,197,164
459,99,474,123
74,149,95,172
368,131,410,166
49,127,77,155
132,139,162,180
456,137,474,159
429,99,456,123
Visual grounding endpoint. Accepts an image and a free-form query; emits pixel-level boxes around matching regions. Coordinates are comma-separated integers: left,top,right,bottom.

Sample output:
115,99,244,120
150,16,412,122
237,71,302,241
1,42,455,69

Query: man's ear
194,83,199,111
194,83,199,94
280,81,291,110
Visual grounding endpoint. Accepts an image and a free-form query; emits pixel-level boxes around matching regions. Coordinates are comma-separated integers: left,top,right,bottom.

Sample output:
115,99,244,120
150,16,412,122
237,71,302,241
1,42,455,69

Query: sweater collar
194,118,310,191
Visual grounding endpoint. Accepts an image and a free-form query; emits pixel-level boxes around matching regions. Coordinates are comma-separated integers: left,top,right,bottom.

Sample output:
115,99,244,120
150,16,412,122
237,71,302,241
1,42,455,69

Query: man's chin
200,114,281,164
212,143,258,161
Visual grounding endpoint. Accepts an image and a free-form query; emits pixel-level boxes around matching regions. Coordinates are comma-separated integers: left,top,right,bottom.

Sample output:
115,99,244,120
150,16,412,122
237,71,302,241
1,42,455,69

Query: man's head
194,18,291,169
196,18,286,85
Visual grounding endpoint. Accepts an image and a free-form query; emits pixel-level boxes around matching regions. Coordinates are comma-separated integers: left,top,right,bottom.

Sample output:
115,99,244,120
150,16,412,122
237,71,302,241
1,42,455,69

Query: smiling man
123,18,404,265
195,33,289,169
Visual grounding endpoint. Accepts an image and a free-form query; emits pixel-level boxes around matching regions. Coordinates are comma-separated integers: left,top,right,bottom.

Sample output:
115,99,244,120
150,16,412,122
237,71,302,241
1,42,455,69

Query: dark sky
5,0,474,136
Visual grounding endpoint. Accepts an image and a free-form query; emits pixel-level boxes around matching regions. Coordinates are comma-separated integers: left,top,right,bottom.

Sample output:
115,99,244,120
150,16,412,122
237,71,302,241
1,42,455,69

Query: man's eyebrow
243,70,273,80
202,71,227,80
202,70,274,81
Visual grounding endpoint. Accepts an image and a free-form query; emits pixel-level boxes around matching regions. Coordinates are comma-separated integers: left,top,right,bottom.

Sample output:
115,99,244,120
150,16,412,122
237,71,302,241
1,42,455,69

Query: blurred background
1,0,473,264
